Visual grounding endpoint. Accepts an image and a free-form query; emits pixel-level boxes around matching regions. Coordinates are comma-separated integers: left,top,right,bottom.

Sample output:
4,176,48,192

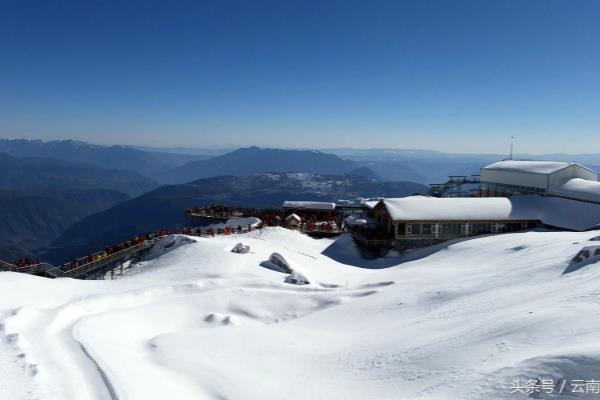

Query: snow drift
2,227,600,399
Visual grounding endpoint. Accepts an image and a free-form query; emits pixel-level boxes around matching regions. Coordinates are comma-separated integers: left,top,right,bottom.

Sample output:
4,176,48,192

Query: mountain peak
164,147,358,183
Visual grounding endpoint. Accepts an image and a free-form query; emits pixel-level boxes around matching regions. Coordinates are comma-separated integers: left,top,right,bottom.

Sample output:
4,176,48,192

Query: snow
362,200,379,209
382,196,519,221
4,227,600,399
285,213,301,221
482,160,576,174
549,178,600,202
345,214,375,226
282,201,336,211
380,195,600,231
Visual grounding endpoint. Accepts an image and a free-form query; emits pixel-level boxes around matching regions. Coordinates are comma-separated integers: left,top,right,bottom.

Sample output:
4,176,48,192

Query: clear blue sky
1,0,599,153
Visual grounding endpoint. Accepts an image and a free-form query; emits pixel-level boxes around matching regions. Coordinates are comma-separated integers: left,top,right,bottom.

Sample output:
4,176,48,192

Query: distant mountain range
0,152,157,197
0,189,129,261
43,173,427,264
3,139,600,185
0,139,204,178
0,146,162,261
160,147,378,183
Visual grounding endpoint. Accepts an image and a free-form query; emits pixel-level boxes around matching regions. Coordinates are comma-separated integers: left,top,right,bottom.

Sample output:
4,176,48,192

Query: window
410,224,421,235
471,223,492,235
397,223,406,236
422,224,432,235
440,223,461,235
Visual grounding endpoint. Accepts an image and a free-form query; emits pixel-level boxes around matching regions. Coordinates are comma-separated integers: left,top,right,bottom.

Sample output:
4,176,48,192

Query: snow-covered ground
2,227,600,399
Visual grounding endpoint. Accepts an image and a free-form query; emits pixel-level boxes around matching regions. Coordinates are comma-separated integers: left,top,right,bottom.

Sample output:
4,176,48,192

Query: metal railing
0,259,55,275
0,214,346,280
0,241,155,279
56,240,155,279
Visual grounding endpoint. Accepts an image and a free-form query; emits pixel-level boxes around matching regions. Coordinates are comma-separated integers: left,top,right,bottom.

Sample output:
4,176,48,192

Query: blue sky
0,0,599,153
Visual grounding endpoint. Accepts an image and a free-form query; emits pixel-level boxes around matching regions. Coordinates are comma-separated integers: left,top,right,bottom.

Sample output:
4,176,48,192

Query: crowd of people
62,231,171,272
186,205,343,232
10,257,42,271
182,223,258,237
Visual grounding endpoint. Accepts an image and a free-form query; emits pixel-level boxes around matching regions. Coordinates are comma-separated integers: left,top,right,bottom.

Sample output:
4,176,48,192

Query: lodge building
363,159,600,250
370,196,541,249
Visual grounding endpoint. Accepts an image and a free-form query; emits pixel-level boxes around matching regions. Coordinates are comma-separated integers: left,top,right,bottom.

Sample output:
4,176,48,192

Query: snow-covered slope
2,228,600,399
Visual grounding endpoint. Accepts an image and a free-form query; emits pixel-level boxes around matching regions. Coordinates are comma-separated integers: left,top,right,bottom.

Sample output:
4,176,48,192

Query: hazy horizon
6,136,600,158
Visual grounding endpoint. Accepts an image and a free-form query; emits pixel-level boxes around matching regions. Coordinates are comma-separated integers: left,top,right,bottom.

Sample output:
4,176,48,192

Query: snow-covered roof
548,178,600,202
381,197,527,221
285,213,302,221
482,160,585,175
362,200,380,209
379,195,600,231
282,201,336,211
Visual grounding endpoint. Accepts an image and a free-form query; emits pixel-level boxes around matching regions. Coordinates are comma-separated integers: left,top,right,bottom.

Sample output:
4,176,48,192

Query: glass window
397,223,406,236
422,224,432,235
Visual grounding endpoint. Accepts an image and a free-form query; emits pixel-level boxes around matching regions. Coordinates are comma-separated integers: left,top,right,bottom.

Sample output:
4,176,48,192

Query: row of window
481,181,600,204
480,181,545,196
398,222,534,237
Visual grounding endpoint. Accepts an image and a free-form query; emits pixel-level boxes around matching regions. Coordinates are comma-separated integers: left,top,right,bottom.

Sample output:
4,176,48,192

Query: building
335,199,371,219
284,213,302,228
480,160,600,202
282,201,336,214
371,195,600,250
282,201,337,225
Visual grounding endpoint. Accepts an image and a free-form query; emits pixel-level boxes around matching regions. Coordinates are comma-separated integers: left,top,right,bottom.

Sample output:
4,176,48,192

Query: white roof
482,160,575,174
362,200,380,209
380,195,600,231
285,213,302,221
282,201,336,211
548,178,600,202
382,197,526,221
